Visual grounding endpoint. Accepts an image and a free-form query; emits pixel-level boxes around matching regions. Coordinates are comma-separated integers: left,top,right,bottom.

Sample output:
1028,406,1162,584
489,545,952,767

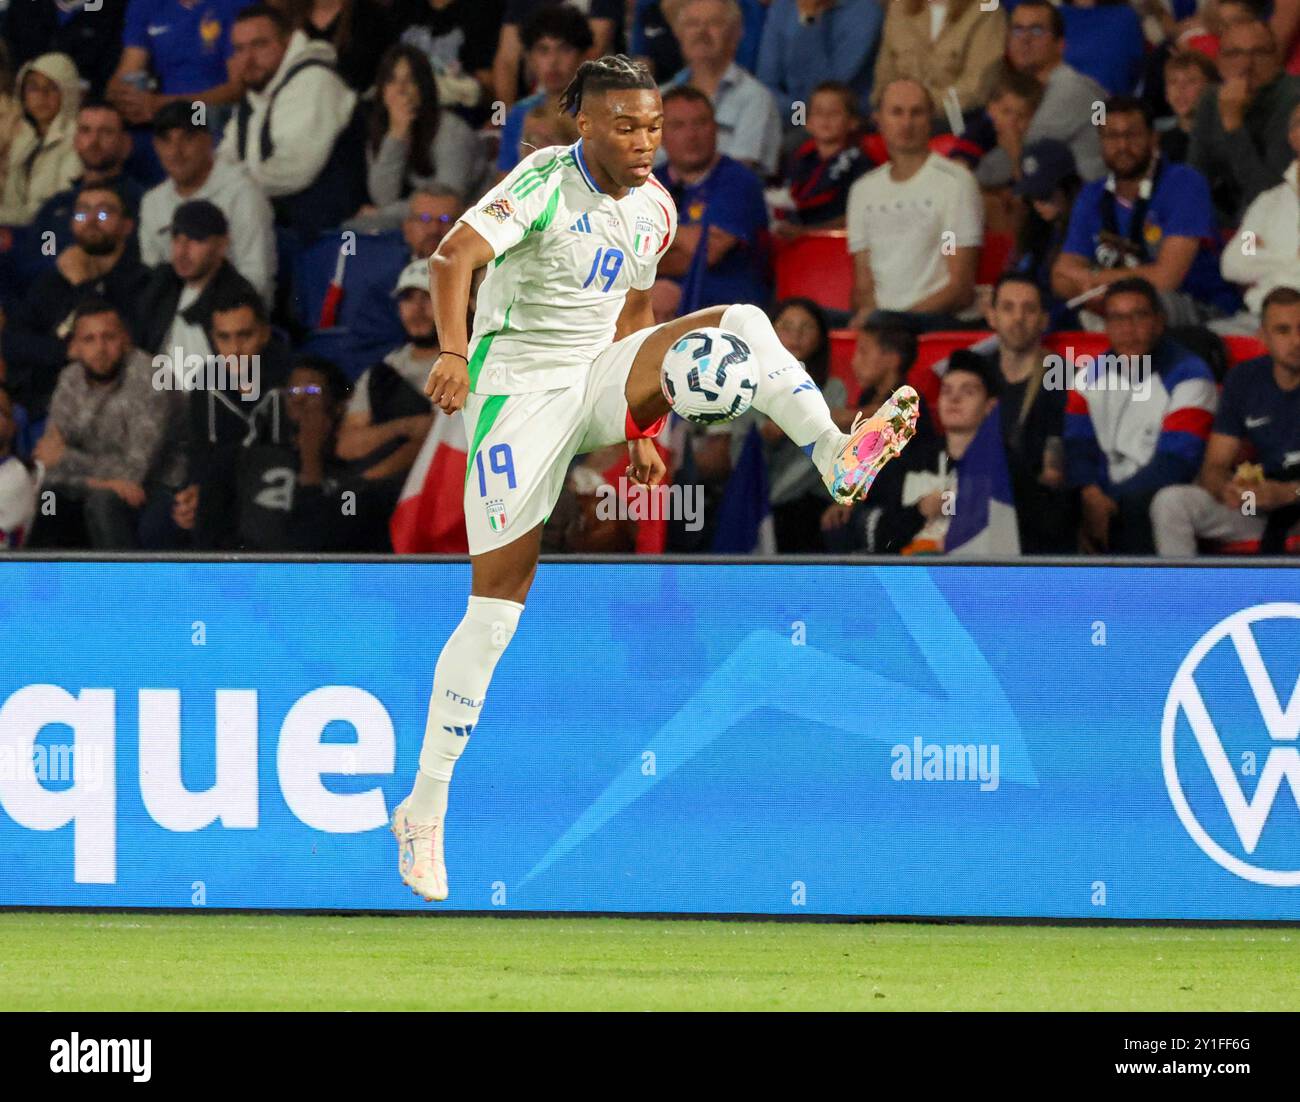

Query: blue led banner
1,561,1297,919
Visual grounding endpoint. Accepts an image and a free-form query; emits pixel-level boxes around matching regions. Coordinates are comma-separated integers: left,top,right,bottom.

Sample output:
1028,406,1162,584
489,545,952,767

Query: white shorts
461,324,659,554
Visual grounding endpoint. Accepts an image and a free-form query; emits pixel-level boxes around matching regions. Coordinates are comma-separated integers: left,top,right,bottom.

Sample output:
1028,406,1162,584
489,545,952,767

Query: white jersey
457,142,678,395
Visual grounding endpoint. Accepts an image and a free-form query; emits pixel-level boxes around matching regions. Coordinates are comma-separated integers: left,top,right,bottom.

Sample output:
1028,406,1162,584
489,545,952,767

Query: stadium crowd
0,0,1297,555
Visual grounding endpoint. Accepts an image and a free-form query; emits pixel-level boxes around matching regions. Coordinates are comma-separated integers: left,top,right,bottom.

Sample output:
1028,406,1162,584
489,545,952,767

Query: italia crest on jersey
486,497,508,532
632,216,657,257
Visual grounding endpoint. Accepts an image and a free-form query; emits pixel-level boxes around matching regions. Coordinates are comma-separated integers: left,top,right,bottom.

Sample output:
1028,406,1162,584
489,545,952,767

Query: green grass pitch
1,912,1296,1011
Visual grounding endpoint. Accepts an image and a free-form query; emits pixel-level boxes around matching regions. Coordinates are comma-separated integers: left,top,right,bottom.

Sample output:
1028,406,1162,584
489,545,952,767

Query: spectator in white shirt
847,77,983,331
1220,100,1300,329
139,101,276,306
220,4,365,239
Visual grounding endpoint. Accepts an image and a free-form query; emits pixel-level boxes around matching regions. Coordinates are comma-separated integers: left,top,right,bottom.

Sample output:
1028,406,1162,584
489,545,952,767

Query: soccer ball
659,327,759,425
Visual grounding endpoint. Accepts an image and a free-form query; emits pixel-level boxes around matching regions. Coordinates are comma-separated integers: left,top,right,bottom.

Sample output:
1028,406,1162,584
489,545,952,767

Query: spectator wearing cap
1051,96,1240,328
663,0,783,177
976,0,1106,190
139,100,276,304
1007,138,1080,318
220,4,366,241
1065,278,1218,554
28,297,174,549
871,0,1007,117
755,0,883,123
1189,18,1300,225
136,199,260,367
335,259,440,520
846,79,983,333
0,182,150,420
31,101,146,252
1221,101,1300,329
777,81,872,236
0,52,83,226
172,285,291,549
107,0,246,129
0,383,39,549
495,6,592,179
1152,285,1300,556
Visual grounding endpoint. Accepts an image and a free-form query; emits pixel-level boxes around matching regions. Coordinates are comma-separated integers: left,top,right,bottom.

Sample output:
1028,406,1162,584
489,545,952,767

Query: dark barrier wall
1,560,1298,918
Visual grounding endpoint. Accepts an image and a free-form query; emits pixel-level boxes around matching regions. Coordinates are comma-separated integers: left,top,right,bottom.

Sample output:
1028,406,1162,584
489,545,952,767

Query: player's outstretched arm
425,222,496,414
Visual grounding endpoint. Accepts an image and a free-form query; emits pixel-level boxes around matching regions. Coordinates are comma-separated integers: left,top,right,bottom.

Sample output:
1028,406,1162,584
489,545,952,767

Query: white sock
720,303,844,468
407,594,524,820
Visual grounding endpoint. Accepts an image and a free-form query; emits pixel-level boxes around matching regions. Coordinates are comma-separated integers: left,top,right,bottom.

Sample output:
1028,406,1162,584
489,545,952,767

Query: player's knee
720,302,766,335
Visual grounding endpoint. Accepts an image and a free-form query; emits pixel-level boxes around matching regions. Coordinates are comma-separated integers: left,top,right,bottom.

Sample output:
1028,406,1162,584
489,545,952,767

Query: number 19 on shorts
475,443,517,497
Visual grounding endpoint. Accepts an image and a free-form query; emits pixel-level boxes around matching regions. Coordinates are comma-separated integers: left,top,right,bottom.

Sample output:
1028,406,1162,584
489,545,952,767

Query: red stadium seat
860,132,888,165
828,328,857,395
1205,536,1300,555
1044,331,1109,360
976,232,1014,285
912,330,988,374
773,230,853,312
1223,335,1267,367
907,331,990,425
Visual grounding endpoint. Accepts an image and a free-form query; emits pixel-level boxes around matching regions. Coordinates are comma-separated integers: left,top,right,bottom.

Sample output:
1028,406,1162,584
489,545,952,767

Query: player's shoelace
402,819,441,859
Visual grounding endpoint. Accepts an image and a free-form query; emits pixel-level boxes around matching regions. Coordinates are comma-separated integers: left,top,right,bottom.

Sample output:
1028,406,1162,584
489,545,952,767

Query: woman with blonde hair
873,0,1007,116
0,52,82,226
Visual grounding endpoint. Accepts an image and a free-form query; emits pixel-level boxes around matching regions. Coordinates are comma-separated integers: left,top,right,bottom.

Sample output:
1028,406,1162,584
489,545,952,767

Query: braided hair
559,54,657,117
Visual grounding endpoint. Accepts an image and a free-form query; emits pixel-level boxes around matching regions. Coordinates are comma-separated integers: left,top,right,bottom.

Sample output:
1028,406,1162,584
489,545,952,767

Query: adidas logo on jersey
569,213,593,234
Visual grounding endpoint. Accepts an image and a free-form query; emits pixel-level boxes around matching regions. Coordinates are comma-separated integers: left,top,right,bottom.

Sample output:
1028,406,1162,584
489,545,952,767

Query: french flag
944,408,1021,556
389,410,470,553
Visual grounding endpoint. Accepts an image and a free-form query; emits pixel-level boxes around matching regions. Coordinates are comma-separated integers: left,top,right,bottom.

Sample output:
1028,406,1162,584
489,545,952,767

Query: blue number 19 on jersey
581,247,624,293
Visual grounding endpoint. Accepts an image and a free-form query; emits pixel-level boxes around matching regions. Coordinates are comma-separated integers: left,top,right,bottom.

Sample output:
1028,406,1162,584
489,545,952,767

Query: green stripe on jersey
464,394,509,487
467,303,513,390
509,154,566,199
526,187,561,237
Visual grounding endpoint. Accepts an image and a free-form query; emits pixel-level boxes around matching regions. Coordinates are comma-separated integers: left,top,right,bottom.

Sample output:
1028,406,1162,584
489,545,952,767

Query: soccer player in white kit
392,56,918,901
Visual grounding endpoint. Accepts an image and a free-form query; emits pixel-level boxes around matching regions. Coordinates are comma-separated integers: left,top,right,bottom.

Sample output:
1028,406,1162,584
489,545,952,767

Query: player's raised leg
624,303,919,503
